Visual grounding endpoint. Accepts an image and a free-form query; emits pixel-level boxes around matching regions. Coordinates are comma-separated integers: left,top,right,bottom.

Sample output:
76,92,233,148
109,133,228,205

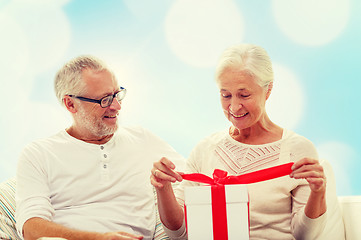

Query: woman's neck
229,123,283,145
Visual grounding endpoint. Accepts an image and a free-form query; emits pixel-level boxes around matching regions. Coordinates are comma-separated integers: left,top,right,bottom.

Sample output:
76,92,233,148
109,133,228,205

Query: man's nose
109,98,121,110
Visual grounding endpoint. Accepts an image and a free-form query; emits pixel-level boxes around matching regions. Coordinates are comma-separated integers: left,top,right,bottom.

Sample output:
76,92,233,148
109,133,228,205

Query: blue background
0,0,360,196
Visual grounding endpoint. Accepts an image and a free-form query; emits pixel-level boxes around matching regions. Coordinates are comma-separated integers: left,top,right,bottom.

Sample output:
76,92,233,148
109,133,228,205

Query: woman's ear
63,96,77,113
266,82,273,100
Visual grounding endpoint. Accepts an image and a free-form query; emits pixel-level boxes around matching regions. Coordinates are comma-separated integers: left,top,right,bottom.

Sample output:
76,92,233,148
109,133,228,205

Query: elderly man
16,56,184,240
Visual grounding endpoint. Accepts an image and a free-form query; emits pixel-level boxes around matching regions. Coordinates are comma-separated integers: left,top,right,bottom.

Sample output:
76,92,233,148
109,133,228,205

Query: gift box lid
185,184,248,205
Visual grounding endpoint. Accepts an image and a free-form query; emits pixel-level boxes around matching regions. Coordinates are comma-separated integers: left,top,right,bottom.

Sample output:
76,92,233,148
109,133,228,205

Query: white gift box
184,184,249,240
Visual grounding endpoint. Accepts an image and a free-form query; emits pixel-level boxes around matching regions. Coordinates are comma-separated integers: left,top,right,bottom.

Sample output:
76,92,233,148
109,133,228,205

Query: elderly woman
151,44,341,239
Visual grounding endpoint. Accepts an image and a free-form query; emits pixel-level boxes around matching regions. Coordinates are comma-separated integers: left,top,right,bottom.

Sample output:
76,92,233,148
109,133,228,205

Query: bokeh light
267,64,304,130
317,141,356,195
165,0,244,67
272,0,350,46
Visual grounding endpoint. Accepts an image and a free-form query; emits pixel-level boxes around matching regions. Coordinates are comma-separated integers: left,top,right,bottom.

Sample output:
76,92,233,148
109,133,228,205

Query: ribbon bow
181,162,294,185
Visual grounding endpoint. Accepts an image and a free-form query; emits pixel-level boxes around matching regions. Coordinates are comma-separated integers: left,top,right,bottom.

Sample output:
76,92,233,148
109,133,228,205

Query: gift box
181,163,294,240
185,184,249,240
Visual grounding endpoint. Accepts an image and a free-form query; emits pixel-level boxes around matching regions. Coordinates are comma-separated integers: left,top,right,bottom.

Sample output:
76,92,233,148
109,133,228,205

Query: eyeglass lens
100,89,126,108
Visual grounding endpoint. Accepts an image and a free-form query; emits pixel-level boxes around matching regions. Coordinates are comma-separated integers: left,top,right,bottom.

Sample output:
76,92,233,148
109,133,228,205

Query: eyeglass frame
68,86,126,108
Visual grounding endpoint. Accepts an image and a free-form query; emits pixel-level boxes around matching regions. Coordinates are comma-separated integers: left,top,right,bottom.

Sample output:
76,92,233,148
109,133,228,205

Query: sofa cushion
0,177,21,240
0,177,169,240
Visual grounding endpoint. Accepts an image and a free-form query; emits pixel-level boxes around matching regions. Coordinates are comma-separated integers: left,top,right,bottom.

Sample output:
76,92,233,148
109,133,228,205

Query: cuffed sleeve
162,219,187,240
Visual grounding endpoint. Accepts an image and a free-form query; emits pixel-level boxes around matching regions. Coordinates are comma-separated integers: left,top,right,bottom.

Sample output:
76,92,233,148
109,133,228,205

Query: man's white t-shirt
16,126,185,240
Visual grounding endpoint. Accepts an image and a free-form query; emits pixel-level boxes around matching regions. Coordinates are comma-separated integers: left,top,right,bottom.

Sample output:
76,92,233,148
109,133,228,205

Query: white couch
1,166,360,239
338,195,361,240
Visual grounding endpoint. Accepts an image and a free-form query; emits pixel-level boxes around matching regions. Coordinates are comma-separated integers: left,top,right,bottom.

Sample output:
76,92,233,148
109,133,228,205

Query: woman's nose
229,99,242,113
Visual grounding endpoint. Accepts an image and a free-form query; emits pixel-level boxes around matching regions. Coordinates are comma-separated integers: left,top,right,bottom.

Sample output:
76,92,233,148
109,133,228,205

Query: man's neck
66,127,114,145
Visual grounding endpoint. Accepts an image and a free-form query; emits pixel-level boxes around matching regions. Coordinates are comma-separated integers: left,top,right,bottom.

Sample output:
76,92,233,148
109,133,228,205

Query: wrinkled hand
290,158,326,193
150,157,183,189
103,231,143,240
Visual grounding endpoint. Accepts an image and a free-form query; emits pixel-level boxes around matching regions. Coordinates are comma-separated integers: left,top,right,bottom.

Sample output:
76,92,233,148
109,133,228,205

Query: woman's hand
150,158,185,230
150,157,183,189
290,158,327,194
290,158,327,218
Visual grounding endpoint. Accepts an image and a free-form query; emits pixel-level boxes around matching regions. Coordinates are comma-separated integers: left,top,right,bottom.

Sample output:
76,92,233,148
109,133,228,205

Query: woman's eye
241,94,250,98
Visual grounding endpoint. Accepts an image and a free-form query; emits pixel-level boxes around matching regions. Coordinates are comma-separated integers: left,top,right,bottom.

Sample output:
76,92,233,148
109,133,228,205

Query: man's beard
76,105,118,138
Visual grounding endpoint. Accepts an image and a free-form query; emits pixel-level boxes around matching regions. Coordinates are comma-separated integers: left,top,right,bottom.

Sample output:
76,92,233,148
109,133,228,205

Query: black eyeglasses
69,87,126,108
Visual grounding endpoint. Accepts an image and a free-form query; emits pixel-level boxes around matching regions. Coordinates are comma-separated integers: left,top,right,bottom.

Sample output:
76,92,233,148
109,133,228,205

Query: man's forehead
82,69,119,94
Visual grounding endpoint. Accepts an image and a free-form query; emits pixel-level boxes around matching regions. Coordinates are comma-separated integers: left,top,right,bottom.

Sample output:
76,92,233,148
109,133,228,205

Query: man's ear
63,96,77,113
266,82,273,100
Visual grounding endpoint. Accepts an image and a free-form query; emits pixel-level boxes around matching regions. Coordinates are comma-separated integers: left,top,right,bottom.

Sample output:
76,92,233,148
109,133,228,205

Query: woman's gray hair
54,55,114,105
215,44,274,88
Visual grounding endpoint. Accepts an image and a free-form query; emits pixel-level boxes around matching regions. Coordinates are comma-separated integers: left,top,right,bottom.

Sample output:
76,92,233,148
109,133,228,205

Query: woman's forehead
219,71,256,85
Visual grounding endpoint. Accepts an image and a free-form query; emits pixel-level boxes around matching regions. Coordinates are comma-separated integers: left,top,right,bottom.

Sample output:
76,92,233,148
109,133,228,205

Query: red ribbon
182,162,293,240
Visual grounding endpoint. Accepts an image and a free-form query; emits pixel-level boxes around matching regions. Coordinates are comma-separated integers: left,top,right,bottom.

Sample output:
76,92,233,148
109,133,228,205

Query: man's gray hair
54,55,114,105
215,44,274,88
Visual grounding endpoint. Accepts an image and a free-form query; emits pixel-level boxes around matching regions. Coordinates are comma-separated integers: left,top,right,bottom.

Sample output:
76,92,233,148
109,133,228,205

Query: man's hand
103,231,143,240
23,218,144,240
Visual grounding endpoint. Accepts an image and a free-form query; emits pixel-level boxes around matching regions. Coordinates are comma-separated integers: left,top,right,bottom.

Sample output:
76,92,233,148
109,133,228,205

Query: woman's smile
229,110,248,118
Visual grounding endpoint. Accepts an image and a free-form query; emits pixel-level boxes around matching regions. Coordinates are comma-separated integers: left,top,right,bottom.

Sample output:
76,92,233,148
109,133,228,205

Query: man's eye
221,94,231,98
241,94,250,98
101,96,112,104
